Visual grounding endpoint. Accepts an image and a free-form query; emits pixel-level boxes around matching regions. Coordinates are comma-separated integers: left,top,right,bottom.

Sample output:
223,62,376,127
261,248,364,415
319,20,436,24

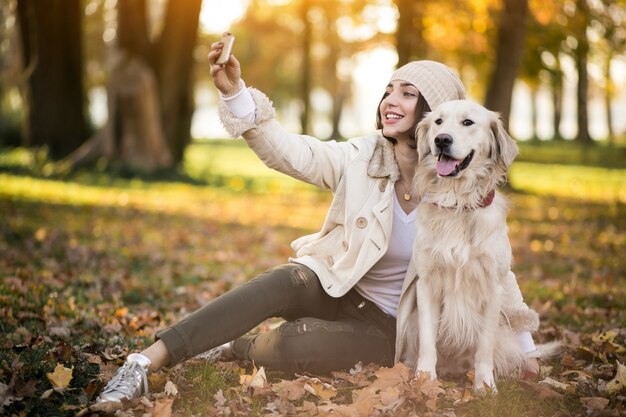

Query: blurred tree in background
16,0,89,158
0,0,625,173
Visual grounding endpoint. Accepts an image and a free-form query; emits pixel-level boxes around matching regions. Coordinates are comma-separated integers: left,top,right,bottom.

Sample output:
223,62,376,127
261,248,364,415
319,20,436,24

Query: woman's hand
208,33,242,96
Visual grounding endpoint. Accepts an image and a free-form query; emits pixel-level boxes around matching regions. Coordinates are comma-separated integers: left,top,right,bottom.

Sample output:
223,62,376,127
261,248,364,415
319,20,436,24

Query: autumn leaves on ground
1,143,626,416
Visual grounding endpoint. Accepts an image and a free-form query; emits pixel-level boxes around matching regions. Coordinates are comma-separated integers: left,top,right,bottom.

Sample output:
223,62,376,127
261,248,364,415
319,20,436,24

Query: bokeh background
1,0,625,169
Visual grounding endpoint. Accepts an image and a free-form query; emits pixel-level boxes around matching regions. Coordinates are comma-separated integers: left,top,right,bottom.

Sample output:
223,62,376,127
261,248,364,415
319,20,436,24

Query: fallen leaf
519,379,564,400
163,380,178,396
303,378,337,401
379,386,402,407
271,379,306,401
540,377,575,393
425,396,438,411
370,363,411,390
153,397,174,417
351,387,377,416
580,396,610,410
606,361,626,395
419,375,445,398
0,382,20,407
46,363,73,389
239,366,267,389
49,326,71,339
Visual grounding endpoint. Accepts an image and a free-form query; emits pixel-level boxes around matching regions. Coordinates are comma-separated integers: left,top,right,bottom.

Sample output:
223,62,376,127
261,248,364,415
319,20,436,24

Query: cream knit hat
389,61,466,109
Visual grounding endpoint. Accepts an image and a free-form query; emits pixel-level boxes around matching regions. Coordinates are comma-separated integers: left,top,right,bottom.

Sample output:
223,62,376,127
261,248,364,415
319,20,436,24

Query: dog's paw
473,382,498,396
473,372,497,395
416,368,437,381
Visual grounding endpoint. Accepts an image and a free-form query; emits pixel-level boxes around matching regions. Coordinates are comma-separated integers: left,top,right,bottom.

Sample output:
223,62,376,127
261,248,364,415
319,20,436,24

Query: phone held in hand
216,34,235,65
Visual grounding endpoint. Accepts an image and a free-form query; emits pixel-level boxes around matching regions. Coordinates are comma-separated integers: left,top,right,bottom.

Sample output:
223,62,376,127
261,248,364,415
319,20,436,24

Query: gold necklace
397,180,412,201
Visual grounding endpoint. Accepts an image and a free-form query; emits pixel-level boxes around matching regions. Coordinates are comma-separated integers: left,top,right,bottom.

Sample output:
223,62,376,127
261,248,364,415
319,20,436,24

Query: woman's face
379,80,419,141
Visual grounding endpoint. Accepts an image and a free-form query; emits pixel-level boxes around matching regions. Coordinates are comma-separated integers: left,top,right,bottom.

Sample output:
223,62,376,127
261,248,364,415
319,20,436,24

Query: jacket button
379,179,388,192
356,217,368,228
326,256,334,267
342,240,348,251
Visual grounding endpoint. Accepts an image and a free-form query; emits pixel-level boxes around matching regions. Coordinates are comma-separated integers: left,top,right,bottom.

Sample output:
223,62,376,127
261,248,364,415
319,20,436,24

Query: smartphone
216,34,235,65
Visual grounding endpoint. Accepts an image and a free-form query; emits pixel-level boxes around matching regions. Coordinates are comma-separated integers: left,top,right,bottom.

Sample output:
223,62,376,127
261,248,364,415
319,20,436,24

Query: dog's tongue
436,157,461,176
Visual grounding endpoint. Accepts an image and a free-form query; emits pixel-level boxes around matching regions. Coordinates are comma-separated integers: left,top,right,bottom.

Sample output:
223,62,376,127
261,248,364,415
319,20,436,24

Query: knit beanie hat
389,61,466,109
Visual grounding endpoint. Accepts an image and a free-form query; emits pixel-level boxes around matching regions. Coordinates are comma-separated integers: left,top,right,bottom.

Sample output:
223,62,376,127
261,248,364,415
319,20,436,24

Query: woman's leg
153,263,341,366
232,290,397,374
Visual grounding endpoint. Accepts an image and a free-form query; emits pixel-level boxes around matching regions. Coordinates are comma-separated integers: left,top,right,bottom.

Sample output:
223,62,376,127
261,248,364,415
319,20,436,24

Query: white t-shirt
355,192,416,317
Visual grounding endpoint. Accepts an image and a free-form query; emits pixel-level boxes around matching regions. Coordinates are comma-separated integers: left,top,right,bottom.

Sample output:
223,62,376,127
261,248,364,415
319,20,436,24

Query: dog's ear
490,113,518,170
415,116,432,162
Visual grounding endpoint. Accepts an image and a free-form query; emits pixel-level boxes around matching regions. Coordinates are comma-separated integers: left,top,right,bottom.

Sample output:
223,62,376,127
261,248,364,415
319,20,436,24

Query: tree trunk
299,0,312,135
551,66,563,140
484,0,529,131
65,0,201,172
64,54,173,172
574,0,591,145
325,5,345,140
529,84,538,141
604,50,615,145
16,0,88,158
394,0,426,66
155,0,202,163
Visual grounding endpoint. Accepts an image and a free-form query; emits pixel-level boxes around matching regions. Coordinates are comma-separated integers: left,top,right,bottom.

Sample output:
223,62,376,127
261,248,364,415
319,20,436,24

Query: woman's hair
375,92,431,144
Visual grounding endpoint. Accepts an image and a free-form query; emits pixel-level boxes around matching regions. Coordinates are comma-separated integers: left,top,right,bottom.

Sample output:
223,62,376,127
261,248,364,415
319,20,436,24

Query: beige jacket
219,88,539,366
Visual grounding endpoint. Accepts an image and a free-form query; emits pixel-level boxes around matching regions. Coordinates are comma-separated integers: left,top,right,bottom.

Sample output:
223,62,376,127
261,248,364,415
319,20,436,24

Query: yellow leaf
47,363,73,389
239,366,267,388
606,361,626,395
302,378,337,400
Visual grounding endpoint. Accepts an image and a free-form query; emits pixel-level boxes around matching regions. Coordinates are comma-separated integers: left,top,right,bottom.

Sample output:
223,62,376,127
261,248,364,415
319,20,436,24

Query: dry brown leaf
351,387,377,416
76,401,123,416
153,397,174,417
580,396,610,410
419,376,445,398
271,379,306,401
519,379,565,400
46,363,73,389
540,377,576,394
49,326,71,339
425,396,439,411
370,362,411,390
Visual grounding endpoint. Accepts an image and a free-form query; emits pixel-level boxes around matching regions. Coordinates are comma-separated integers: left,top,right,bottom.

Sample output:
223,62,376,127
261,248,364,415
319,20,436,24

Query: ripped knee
288,265,315,287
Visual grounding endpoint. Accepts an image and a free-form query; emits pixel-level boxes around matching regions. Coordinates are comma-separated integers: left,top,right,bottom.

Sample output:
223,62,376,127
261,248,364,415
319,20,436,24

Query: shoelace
102,361,148,397
195,345,224,362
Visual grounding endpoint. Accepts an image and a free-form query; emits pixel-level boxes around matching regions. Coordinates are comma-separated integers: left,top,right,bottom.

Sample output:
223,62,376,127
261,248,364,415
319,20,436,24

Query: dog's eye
462,119,474,126
435,118,443,125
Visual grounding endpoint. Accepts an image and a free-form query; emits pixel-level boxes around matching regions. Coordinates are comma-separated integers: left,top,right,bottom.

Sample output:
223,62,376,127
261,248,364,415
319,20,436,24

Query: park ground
1,140,626,416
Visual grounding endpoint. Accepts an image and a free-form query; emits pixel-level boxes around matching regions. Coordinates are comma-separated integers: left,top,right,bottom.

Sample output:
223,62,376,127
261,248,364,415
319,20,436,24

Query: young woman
96,39,540,403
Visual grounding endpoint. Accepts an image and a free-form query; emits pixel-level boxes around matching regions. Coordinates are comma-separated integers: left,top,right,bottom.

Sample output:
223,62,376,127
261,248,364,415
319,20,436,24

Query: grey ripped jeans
155,263,396,374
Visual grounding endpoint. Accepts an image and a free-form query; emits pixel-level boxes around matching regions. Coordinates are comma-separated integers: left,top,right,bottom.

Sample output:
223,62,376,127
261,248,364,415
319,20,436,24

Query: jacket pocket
296,225,345,259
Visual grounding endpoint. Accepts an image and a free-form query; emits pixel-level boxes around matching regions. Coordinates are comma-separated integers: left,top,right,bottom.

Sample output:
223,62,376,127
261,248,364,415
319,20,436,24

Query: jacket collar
367,136,401,183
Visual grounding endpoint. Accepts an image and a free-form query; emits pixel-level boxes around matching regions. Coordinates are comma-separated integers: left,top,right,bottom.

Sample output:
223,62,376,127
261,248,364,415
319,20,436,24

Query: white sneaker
194,342,235,363
96,353,150,403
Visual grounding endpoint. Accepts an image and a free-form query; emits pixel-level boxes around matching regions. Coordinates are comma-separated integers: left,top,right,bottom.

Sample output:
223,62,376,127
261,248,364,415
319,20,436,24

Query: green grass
517,140,626,168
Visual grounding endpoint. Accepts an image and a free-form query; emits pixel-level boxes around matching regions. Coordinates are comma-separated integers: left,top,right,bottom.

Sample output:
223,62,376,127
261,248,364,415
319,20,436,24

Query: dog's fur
410,99,527,392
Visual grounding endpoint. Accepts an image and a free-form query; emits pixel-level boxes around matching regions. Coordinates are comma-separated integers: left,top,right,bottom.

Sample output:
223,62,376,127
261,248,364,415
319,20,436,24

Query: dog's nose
434,134,453,150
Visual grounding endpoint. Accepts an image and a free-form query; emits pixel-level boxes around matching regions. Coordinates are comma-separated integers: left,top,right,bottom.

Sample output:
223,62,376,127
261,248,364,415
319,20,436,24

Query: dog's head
415,100,518,181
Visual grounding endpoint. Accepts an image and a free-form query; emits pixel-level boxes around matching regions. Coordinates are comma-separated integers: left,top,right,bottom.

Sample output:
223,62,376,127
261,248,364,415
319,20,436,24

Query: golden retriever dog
411,99,529,392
